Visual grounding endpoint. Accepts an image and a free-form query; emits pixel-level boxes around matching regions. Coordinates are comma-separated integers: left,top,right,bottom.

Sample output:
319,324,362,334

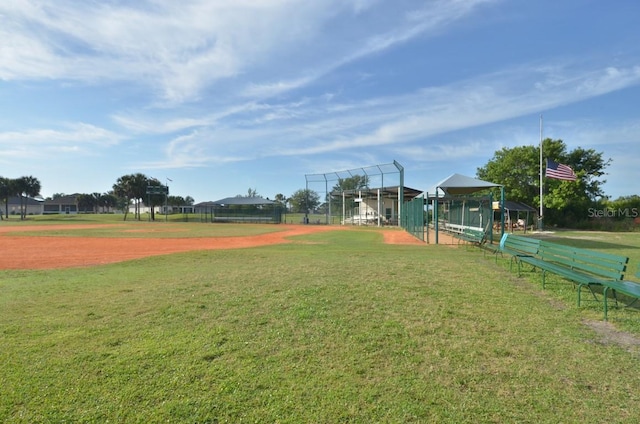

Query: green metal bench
536,240,628,290
455,228,486,247
498,235,631,320
498,234,542,269
599,267,640,320
600,281,640,320
482,240,501,257
530,241,628,320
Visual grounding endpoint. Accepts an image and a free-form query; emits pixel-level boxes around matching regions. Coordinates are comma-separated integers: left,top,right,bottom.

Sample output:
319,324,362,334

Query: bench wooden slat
537,242,628,284
539,241,628,272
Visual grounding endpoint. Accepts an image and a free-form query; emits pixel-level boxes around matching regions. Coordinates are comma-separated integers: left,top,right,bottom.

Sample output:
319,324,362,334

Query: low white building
3,196,44,216
43,195,78,214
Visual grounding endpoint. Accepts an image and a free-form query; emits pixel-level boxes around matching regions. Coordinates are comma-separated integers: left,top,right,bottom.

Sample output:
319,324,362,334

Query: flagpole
539,115,543,231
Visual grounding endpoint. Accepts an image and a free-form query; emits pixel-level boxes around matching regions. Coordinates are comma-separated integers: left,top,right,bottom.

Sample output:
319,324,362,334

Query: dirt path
0,224,424,270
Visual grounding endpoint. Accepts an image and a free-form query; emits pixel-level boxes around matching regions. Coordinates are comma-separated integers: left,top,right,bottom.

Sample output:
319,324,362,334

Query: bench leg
515,258,527,277
602,287,622,321
577,283,583,307
603,287,610,321
577,283,600,307
588,285,599,302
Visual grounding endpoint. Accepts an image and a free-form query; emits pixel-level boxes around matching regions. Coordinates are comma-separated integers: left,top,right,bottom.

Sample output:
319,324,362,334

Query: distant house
127,201,157,215
44,195,79,214
173,205,195,214
128,202,195,215
194,201,216,214
2,196,44,216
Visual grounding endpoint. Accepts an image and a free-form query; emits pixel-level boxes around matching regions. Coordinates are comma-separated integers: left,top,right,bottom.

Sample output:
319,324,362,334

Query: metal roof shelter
195,196,281,223
502,200,537,233
212,196,276,205
426,173,505,244
427,173,503,196
503,200,536,212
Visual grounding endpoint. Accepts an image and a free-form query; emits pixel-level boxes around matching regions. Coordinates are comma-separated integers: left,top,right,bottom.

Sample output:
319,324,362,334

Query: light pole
165,177,172,222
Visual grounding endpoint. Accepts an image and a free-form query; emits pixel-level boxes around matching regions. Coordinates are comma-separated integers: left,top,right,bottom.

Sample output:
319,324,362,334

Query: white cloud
0,1,344,101
0,123,123,164
107,59,640,172
0,0,499,103
0,123,121,146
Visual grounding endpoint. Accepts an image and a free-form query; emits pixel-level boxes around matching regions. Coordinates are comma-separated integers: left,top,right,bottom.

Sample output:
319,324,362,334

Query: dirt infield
0,224,424,270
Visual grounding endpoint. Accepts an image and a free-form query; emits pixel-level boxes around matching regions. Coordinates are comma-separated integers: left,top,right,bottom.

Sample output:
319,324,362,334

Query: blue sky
1,0,639,203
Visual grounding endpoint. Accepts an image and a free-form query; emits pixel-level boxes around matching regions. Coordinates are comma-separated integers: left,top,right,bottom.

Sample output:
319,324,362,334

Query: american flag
546,159,577,181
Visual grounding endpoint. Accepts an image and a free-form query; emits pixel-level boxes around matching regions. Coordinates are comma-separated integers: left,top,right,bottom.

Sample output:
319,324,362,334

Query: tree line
4,143,637,228
111,173,193,221
0,173,194,221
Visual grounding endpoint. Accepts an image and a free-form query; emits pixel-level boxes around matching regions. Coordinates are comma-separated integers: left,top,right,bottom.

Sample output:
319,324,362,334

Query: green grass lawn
2,223,640,422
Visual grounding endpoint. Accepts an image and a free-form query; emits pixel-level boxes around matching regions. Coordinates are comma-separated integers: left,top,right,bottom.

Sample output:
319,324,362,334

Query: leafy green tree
477,138,610,227
327,175,370,215
273,193,288,211
608,195,640,213
289,189,320,214
331,175,369,192
476,144,539,204
241,188,258,197
167,195,185,207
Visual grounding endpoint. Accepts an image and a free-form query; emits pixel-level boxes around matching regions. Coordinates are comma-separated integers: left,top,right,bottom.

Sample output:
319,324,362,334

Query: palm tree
146,178,165,221
113,175,135,221
76,194,96,213
132,173,152,220
16,176,41,220
92,192,103,213
0,177,10,219
100,192,119,213
113,173,151,220
274,193,288,211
